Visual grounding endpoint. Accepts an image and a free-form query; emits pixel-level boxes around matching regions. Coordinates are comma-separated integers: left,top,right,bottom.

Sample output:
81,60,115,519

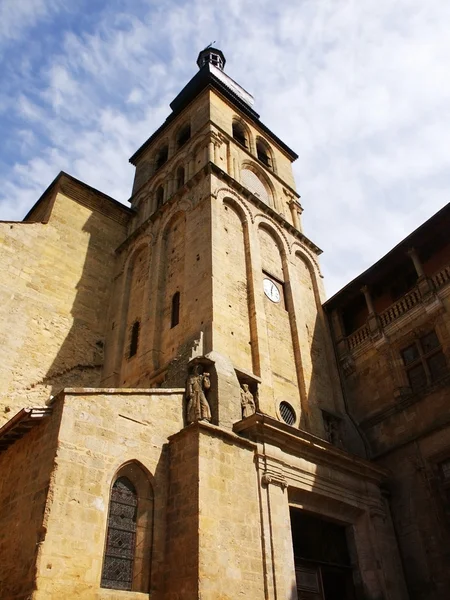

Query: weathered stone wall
164,426,200,600
258,225,301,410
343,291,450,451
0,180,128,424
377,425,450,600
209,91,297,203
165,423,265,600
131,92,211,197
209,178,348,439
0,404,62,600
31,388,184,600
197,426,264,599
103,175,214,389
212,200,253,374
327,263,450,597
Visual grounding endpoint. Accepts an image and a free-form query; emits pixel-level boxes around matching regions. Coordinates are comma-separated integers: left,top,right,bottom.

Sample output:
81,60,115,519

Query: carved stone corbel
261,470,288,490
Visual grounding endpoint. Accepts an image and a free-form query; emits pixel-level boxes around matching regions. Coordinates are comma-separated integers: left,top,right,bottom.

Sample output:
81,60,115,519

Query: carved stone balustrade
344,262,450,353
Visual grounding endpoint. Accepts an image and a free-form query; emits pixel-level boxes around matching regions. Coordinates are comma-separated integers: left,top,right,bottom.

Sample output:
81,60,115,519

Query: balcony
346,263,450,352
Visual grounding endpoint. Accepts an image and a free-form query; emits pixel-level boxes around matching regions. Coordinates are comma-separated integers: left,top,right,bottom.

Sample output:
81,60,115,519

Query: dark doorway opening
290,508,356,600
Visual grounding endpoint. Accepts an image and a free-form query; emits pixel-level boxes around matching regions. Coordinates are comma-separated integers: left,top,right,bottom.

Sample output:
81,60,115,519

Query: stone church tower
0,49,410,600
102,46,345,438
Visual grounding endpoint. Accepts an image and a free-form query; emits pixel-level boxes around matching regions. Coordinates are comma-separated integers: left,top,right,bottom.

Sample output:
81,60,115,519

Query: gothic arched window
101,463,154,592
101,477,137,590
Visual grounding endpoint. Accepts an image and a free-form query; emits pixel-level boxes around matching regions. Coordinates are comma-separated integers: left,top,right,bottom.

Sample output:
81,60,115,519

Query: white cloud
1,0,449,296
0,0,67,45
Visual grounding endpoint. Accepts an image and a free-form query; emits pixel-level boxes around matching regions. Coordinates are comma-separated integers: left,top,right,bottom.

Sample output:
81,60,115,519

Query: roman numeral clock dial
263,278,280,303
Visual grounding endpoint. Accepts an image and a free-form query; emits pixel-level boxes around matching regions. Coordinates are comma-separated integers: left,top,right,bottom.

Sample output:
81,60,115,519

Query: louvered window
279,401,296,426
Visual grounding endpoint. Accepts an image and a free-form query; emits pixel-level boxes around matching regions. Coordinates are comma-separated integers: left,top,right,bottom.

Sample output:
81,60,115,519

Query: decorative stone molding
261,470,288,490
210,130,227,146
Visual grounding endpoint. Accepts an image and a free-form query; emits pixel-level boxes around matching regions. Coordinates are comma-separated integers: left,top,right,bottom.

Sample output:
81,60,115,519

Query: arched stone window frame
255,136,276,173
155,183,165,210
174,162,186,191
232,117,253,152
240,160,276,210
101,461,154,593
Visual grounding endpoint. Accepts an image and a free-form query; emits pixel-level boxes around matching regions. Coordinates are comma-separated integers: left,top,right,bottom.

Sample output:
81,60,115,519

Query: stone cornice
168,420,258,451
233,413,388,484
117,161,322,257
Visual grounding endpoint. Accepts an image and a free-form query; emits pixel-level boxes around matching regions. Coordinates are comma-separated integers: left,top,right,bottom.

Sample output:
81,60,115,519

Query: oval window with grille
279,401,296,426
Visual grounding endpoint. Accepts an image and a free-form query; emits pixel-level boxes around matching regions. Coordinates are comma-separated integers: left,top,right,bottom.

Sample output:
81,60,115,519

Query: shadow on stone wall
41,208,125,399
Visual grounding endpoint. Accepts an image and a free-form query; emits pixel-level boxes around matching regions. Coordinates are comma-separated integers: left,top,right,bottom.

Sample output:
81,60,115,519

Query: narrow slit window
176,166,185,190
155,186,164,208
129,321,140,358
171,292,180,328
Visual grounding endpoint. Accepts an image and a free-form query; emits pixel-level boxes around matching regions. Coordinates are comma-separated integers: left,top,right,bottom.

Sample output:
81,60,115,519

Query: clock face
263,278,281,303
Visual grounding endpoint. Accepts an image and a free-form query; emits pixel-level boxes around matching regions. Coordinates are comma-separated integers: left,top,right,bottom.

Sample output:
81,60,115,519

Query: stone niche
235,367,260,420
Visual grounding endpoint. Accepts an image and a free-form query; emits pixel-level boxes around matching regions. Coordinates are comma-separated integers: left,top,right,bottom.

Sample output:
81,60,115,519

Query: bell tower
102,48,342,439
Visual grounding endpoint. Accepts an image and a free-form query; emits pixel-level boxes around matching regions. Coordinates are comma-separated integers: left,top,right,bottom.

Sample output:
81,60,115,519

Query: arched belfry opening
256,137,273,169
232,120,249,149
177,123,191,148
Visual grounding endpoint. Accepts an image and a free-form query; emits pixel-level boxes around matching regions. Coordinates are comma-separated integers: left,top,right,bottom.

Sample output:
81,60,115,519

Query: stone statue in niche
240,383,256,418
323,413,343,449
186,364,211,424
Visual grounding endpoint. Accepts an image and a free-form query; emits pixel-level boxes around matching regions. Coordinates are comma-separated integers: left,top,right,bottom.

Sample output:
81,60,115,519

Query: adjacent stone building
0,47,447,599
324,204,450,599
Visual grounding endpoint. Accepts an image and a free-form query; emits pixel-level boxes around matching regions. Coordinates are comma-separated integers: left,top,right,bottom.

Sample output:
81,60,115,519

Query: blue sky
1,0,449,296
